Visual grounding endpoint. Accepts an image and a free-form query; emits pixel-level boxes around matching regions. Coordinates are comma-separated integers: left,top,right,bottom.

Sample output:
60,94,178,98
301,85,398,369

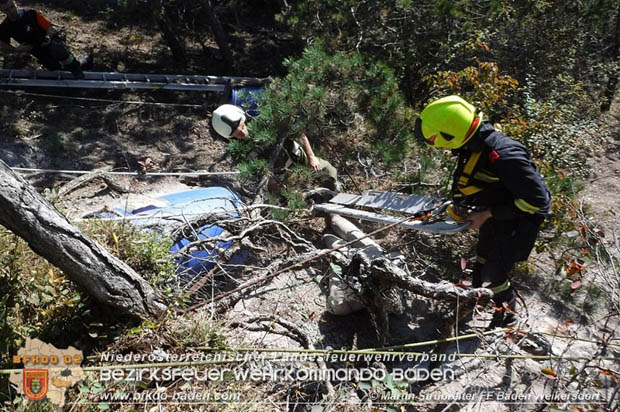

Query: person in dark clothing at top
414,95,552,327
0,0,86,77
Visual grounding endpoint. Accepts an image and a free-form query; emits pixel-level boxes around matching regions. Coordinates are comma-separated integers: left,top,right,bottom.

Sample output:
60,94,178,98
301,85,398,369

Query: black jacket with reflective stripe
451,121,551,221
0,10,48,47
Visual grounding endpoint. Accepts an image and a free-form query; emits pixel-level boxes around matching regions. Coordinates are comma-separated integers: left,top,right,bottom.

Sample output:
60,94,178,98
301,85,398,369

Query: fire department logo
23,369,48,401
9,338,84,407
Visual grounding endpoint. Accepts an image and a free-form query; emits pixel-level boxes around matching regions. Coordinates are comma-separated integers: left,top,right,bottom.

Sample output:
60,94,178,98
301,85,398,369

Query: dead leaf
503,301,516,314
541,368,557,379
455,279,472,288
503,329,518,343
598,369,619,383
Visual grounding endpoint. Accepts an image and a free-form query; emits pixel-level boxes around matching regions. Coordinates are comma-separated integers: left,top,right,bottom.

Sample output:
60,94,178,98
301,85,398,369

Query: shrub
230,42,418,191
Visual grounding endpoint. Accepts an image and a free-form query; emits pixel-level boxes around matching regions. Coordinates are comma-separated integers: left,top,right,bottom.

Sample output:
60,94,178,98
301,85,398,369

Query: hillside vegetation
0,1,619,411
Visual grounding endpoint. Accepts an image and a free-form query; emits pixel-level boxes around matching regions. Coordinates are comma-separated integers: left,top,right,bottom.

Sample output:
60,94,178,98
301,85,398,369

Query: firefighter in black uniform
414,95,551,327
0,0,84,77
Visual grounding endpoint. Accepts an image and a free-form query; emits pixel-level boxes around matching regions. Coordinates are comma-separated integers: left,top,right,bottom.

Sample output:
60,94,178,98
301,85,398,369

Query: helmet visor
414,118,427,143
223,117,242,137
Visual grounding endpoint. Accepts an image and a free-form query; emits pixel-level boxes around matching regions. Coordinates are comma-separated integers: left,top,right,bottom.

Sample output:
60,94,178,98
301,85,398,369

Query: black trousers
30,37,73,71
472,214,543,302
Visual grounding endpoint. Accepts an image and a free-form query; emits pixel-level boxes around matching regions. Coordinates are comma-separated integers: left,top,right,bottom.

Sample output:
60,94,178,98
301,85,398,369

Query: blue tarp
83,187,247,280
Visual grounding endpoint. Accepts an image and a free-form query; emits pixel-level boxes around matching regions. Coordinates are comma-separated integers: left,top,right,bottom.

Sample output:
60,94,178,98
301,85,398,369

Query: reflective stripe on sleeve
514,198,540,214
490,280,511,294
459,185,483,195
473,170,499,183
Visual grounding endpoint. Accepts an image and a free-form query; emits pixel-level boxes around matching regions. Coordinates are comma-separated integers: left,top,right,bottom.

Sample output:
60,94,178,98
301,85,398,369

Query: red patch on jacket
488,150,500,163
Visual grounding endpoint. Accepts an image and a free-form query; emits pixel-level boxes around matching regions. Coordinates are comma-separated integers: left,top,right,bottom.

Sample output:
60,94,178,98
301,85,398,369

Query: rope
179,210,434,314
192,329,620,356
74,327,602,362
2,329,616,375
0,89,204,108
11,167,239,176
3,331,617,376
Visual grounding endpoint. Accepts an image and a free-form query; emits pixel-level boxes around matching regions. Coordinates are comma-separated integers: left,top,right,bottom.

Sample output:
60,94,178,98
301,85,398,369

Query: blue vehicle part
83,187,247,280
231,86,264,118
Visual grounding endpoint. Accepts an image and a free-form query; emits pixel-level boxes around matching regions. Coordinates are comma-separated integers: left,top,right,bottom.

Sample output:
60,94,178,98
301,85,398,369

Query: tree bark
202,0,235,73
150,0,187,68
0,160,166,319
600,0,620,112
371,259,493,303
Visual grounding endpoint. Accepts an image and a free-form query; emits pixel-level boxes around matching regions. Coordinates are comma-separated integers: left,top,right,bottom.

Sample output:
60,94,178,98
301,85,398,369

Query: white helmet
212,104,246,138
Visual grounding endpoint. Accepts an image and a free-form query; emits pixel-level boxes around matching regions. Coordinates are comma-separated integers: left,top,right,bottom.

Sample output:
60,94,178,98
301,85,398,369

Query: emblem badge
23,369,48,401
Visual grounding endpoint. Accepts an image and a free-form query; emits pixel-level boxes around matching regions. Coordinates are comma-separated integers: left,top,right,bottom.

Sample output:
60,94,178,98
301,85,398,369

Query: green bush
0,221,175,379
81,220,176,290
286,0,619,111
231,42,418,192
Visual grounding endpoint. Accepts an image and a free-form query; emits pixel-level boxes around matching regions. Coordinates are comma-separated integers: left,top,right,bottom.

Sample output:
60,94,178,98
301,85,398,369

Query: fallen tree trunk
0,160,166,319
326,215,493,344
371,258,493,303
328,215,492,303
58,171,129,197
329,214,384,258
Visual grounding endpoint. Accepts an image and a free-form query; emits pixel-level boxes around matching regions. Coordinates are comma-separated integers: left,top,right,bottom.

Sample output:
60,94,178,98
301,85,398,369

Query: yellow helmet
414,95,483,149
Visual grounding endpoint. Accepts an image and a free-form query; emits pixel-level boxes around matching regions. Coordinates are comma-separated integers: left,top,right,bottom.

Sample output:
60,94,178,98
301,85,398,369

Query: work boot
67,59,84,79
489,308,517,329
488,287,518,329
77,52,94,71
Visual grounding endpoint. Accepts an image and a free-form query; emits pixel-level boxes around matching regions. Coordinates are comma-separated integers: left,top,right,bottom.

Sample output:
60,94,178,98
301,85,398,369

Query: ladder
313,190,470,234
0,69,268,91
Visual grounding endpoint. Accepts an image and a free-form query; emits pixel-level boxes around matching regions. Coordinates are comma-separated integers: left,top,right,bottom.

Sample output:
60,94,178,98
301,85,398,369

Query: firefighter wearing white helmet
212,104,248,139
211,104,341,192
415,95,551,328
